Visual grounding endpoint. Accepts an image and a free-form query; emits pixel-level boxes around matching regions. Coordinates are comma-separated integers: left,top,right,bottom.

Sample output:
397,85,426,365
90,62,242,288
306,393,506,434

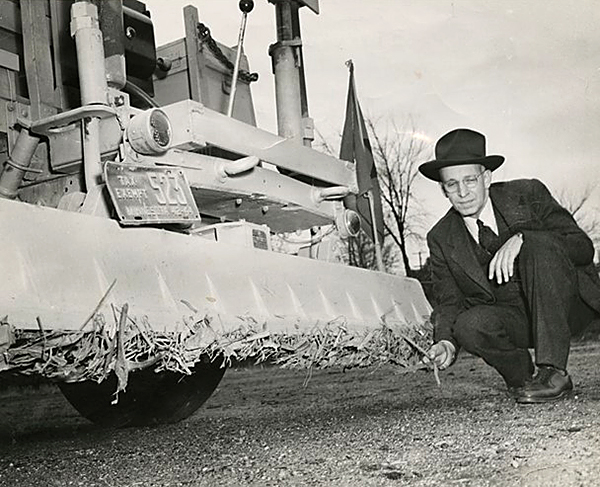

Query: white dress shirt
463,196,498,244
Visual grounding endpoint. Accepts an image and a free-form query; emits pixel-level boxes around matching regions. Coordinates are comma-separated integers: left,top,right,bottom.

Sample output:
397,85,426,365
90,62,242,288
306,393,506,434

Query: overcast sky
144,0,600,263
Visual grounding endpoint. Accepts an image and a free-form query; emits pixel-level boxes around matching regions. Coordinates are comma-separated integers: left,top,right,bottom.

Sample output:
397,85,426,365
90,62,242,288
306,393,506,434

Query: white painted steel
0,200,431,338
161,100,357,190
70,2,108,106
145,150,339,231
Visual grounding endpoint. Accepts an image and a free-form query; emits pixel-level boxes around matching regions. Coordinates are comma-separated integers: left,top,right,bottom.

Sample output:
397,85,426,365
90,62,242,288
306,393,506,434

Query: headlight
127,108,172,155
336,209,361,238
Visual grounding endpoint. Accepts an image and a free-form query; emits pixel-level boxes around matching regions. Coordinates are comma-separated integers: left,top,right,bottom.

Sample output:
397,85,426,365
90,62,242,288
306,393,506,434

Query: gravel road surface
1,341,600,486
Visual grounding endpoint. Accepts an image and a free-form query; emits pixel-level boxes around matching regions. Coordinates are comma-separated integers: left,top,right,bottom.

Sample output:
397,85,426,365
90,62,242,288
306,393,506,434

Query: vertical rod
227,12,249,117
71,2,108,105
71,1,107,190
367,190,385,272
290,6,310,124
269,1,304,143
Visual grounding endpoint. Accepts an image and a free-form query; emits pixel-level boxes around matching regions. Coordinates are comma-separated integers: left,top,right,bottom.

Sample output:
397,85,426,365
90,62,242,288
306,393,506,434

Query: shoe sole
515,389,573,404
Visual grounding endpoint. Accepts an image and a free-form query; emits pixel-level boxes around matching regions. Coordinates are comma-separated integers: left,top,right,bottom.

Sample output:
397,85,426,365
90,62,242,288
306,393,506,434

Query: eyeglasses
442,172,485,194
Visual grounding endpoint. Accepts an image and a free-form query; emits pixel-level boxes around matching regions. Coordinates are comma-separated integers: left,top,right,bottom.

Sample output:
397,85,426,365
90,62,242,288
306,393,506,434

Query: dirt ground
1,341,600,487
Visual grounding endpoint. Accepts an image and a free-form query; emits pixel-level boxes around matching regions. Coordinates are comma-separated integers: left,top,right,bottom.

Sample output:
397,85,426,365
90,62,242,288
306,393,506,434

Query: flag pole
366,190,385,272
343,59,385,272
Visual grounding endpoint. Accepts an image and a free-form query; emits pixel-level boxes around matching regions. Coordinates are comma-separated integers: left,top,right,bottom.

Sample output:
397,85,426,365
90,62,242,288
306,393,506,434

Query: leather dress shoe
505,360,535,398
514,365,573,404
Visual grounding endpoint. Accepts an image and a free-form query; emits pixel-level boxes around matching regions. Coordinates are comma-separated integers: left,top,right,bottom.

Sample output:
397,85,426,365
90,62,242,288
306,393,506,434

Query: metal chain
197,23,259,83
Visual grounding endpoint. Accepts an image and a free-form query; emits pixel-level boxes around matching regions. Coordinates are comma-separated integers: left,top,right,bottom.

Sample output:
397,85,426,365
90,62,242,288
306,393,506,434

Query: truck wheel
58,357,226,427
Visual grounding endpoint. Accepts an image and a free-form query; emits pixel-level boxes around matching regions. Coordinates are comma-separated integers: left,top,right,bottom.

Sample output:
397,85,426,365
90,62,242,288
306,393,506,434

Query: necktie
477,219,501,255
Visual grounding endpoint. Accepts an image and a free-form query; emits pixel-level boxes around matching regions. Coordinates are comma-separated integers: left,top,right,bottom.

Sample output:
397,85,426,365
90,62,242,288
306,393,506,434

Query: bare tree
314,118,430,275
345,228,399,271
313,127,337,157
557,183,600,252
366,117,430,276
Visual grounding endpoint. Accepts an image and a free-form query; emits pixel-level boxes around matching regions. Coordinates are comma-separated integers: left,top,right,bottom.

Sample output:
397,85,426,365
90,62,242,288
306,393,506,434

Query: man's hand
425,340,456,370
488,232,523,284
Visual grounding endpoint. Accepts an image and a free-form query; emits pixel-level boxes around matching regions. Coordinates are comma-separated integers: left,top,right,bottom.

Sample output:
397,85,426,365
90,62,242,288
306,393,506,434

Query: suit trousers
452,232,594,387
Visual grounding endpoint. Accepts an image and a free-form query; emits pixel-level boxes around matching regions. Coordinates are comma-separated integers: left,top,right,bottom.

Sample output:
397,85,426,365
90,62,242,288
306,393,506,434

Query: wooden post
183,5,210,105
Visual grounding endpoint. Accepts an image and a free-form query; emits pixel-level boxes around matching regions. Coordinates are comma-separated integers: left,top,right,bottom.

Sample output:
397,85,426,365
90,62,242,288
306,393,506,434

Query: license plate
104,161,201,225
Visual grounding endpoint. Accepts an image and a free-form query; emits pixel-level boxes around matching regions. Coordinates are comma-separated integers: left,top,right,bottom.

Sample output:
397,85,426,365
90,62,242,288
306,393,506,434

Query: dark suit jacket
427,178,600,347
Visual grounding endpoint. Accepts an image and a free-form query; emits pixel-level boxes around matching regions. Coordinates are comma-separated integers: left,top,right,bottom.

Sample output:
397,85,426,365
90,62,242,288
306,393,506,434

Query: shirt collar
463,196,498,242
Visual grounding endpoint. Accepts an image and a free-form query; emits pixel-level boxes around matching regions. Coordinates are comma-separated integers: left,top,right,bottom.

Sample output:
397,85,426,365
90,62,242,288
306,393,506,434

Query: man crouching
421,128,600,403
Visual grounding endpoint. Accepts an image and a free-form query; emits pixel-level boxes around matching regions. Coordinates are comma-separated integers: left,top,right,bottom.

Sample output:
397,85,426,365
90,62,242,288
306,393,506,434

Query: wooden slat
0,1,21,35
19,0,57,119
183,5,210,105
0,47,18,71
48,0,65,109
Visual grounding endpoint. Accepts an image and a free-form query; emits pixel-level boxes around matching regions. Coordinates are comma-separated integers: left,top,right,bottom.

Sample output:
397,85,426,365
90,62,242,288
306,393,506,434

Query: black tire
58,357,226,427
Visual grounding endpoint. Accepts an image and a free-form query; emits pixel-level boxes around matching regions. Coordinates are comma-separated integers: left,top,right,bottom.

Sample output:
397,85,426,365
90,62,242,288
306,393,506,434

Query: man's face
439,164,491,218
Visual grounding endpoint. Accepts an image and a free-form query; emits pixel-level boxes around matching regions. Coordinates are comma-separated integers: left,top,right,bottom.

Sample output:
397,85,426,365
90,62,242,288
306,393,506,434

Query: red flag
340,61,385,245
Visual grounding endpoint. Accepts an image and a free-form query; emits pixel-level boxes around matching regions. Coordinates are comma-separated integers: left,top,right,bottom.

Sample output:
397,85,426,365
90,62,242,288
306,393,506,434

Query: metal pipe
227,6,251,117
125,80,160,108
70,2,108,106
70,1,107,191
269,1,304,143
290,6,310,125
122,4,152,23
313,186,350,203
219,155,260,177
0,129,41,199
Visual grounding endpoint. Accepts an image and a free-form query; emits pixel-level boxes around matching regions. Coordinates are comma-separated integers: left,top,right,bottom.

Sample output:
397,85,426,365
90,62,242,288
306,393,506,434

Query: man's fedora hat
418,128,505,182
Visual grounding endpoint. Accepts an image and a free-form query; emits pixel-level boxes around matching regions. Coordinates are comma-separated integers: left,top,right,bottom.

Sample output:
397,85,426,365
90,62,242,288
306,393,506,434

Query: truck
0,0,432,427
